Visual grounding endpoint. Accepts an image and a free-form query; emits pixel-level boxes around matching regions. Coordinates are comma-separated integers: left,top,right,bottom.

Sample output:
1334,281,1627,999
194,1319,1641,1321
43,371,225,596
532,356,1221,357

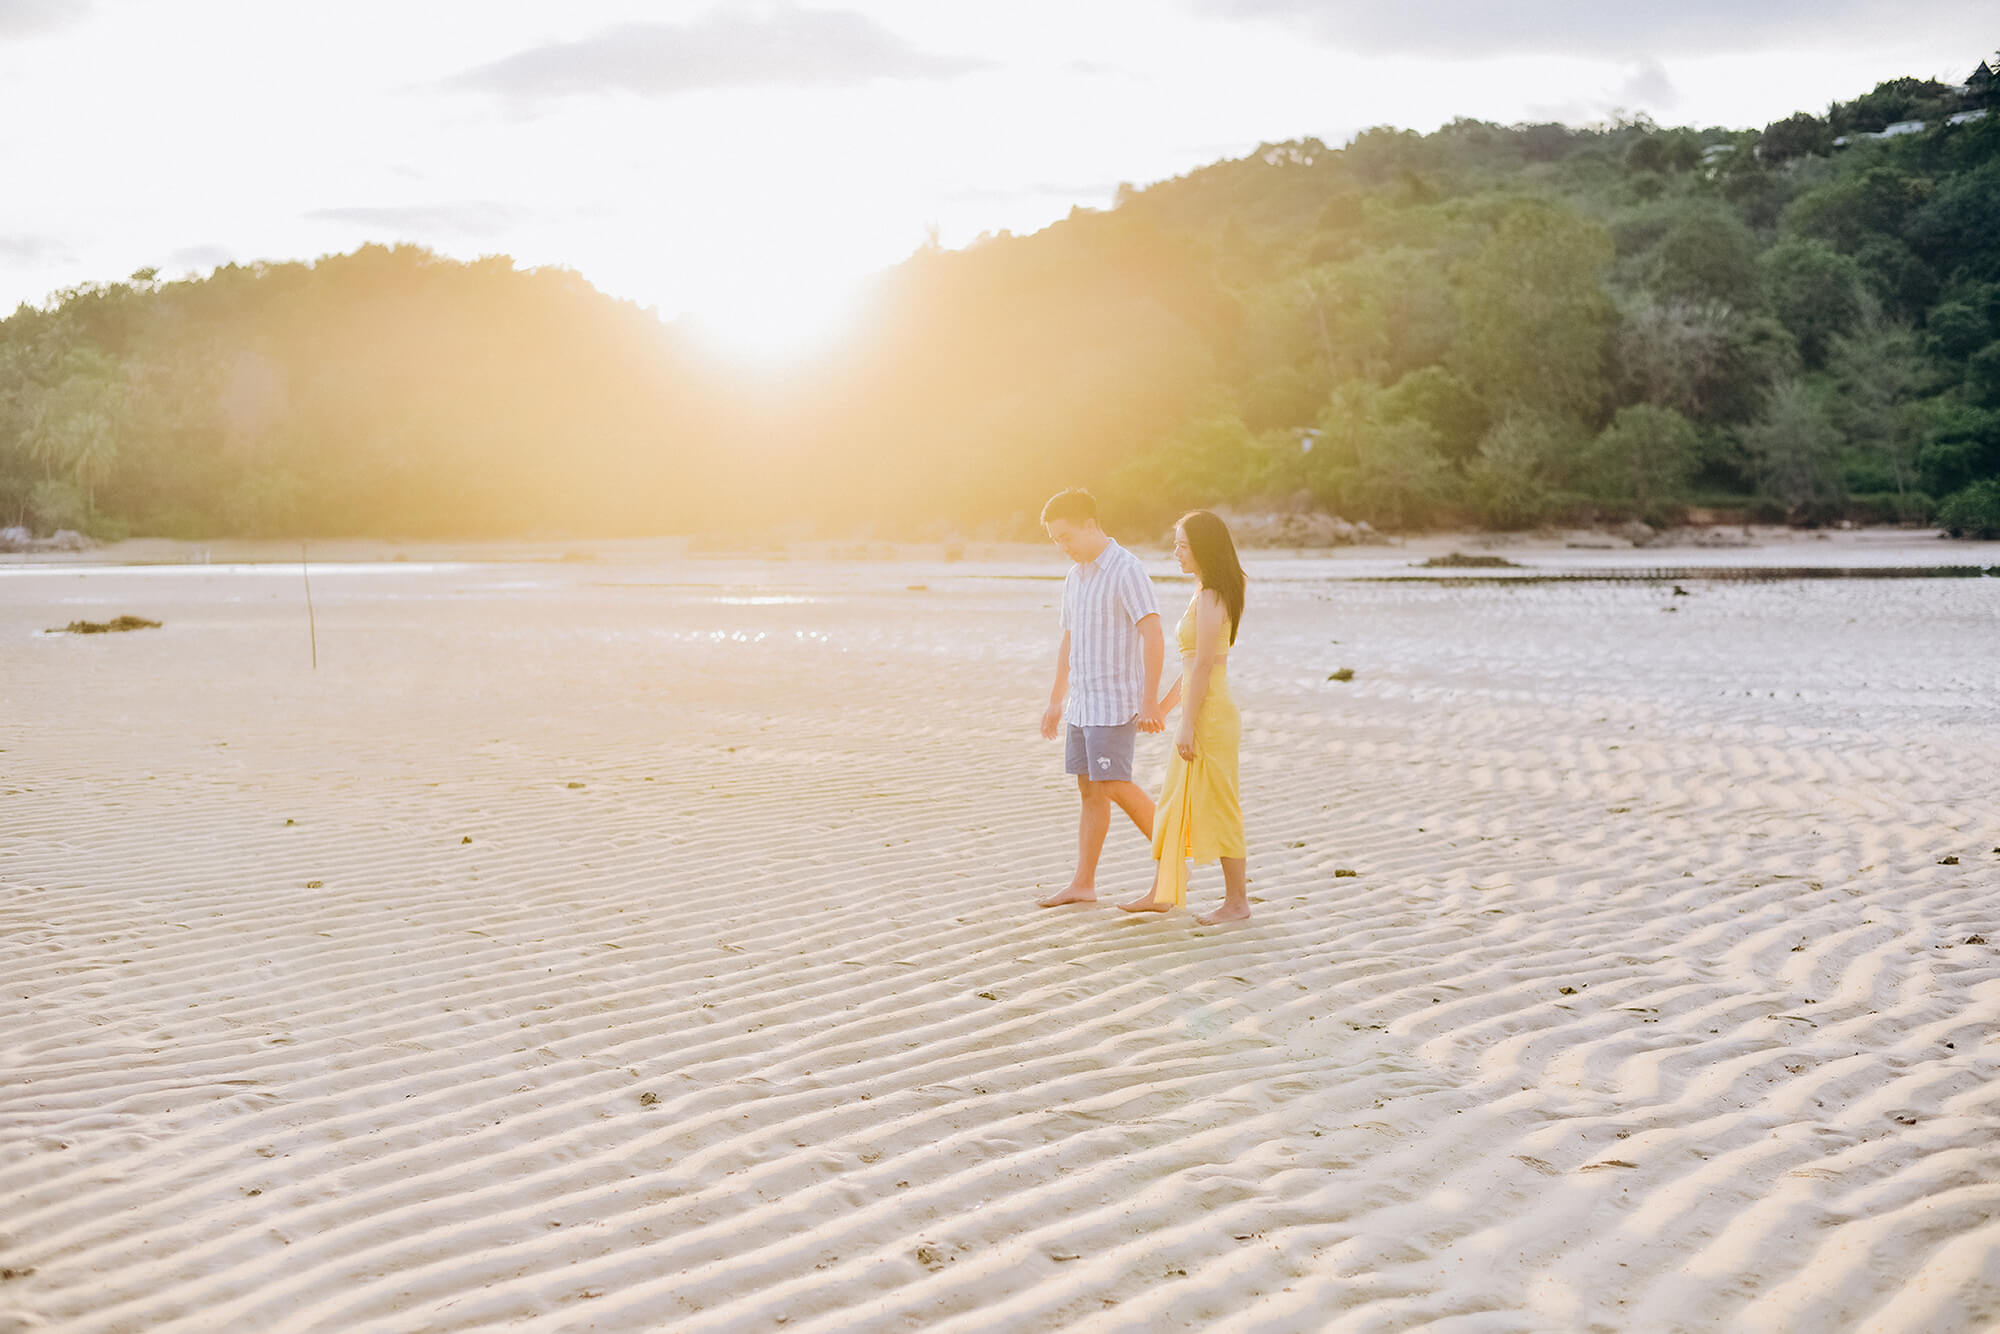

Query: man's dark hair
1040,489,1098,525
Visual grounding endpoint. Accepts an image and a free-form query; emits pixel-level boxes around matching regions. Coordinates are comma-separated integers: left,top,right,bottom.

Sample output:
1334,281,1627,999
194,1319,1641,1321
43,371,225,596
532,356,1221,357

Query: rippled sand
3,554,1998,1332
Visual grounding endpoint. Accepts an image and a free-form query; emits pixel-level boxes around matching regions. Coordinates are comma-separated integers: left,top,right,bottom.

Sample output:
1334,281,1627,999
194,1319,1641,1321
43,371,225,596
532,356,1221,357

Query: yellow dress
1150,593,1245,906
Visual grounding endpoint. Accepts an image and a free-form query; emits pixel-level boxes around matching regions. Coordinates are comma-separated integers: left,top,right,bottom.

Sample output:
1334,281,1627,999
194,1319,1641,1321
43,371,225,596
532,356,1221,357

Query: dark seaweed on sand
50,615,161,634
1421,553,1523,569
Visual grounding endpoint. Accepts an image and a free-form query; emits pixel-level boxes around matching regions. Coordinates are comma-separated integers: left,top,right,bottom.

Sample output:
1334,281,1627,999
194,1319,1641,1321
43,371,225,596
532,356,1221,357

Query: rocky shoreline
1211,508,1766,551
0,526,93,554
1210,508,1387,547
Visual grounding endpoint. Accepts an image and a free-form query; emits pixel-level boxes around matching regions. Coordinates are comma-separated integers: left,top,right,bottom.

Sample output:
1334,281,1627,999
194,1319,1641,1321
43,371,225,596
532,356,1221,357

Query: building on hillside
1831,109,1988,150
1966,59,1998,106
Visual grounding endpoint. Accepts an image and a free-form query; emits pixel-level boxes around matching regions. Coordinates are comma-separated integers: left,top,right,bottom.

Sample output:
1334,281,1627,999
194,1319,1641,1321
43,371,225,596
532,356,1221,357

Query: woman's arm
1175,591,1227,760
1157,676,1184,716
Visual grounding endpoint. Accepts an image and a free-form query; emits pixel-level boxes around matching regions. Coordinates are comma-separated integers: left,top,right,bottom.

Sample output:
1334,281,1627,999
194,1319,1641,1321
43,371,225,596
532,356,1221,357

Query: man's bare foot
1117,893,1172,913
1196,902,1251,925
1039,884,1097,907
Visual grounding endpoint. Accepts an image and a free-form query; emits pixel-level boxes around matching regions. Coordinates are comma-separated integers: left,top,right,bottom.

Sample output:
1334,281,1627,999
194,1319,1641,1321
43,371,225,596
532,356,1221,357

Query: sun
674,263,873,371
591,174,907,370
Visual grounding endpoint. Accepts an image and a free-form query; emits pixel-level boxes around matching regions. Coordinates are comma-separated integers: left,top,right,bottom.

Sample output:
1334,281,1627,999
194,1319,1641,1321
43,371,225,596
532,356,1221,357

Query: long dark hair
1179,510,1246,643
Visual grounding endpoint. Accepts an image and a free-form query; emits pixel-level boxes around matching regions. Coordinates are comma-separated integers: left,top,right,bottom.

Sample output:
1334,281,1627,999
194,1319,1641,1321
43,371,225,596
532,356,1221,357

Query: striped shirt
1060,538,1159,726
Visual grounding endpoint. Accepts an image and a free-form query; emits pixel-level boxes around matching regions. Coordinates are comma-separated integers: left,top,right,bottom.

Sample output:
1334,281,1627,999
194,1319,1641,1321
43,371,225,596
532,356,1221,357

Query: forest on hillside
5,55,2000,542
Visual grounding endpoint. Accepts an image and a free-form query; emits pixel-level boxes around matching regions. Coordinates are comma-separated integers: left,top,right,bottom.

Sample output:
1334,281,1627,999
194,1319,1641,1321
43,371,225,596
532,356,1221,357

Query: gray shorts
1065,721,1137,783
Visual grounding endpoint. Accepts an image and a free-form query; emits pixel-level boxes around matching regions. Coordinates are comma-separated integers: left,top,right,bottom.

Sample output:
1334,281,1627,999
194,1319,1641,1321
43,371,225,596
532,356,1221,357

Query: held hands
1174,722,1197,761
1040,701,1063,741
1137,704,1166,735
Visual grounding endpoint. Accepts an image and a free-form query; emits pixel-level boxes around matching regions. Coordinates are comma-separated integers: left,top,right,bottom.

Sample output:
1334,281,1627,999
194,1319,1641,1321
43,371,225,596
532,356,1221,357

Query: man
1037,488,1165,907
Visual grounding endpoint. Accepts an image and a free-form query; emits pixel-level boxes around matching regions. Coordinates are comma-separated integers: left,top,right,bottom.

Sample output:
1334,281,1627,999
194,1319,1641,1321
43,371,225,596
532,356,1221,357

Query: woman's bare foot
1117,893,1173,913
1196,901,1251,925
1038,884,1097,907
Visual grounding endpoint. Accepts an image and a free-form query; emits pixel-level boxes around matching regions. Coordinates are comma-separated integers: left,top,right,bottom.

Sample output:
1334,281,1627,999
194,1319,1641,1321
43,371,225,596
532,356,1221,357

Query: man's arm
1041,629,1071,740
1135,614,1165,733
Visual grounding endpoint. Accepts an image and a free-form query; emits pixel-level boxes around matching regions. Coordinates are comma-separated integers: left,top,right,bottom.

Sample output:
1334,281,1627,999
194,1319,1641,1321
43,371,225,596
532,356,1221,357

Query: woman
1119,510,1249,923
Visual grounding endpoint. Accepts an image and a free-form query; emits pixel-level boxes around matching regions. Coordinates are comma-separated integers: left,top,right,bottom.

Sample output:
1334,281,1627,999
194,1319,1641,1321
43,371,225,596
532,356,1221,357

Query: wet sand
3,549,1998,1332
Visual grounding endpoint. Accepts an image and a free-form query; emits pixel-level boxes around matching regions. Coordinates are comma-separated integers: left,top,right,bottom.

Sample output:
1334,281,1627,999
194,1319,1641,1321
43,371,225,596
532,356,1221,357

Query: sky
0,0,1992,363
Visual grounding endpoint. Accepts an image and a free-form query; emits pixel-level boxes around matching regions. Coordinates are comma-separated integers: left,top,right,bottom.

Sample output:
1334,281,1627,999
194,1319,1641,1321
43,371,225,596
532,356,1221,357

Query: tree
22,346,123,511
1721,161,1800,230
1914,398,2000,498
1850,236,1938,318
1465,414,1577,527
1309,380,1457,528
1281,248,1457,388
1451,203,1614,425
1617,298,1734,420
1937,478,2000,537
1379,366,1488,463
26,479,87,534
1238,362,1326,432
1906,160,2000,284
1626,130,1700,176
1322,418,1455,528
1512,122,1576,163
1626,135,1669,175
1784,168,1930,254
1828,315,1925,506
1968,341,2000,409
1649,207,1761,308
1341,126,1430,183
1582,404,1702,522
1759,112,1831,162
5,62,2000,544
1741,379,1843,518
1925,296,1993,361
1831,77,1959,133
1117,409,1278,513
1705,315,1803,426
0,244,734,540
1761,240,1869,368
1779,170,1940,317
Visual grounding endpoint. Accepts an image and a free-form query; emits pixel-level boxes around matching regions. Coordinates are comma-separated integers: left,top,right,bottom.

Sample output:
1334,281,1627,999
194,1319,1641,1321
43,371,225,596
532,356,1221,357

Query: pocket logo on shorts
1098,756,1111,768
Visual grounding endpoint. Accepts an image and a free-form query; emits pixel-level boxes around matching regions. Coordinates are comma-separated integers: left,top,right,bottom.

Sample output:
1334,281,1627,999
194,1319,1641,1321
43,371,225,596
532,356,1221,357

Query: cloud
304,202,526,239
447,3,989,105
0,233,73,264
0,0,86,38
1617,59,1678,111
944,181,1120,204
1195,0,1985,59
1514,59,1679,126
168,244,236,270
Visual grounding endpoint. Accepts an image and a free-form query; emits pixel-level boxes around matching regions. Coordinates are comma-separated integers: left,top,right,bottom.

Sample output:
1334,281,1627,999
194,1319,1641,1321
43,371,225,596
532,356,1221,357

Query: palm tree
24,347,122,511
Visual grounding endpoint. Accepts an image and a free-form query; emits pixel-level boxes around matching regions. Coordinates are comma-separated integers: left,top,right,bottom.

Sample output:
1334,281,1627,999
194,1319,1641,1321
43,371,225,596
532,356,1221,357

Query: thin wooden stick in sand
301,542,317,671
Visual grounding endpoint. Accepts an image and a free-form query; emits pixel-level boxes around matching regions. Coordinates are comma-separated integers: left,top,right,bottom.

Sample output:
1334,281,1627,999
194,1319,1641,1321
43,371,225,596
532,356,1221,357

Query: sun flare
673,264,874,370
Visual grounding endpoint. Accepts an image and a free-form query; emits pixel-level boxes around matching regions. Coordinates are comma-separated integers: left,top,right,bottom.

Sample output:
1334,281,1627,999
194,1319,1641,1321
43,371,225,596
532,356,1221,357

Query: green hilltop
5,56,1999,541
